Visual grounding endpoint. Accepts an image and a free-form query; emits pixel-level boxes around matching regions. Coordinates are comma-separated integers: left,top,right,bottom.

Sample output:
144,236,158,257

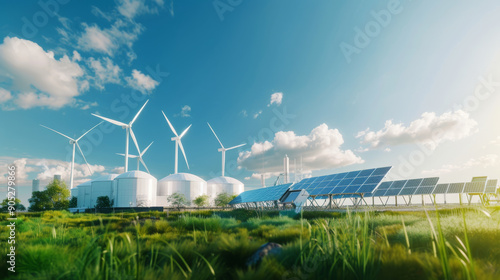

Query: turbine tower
207,122,246,177
117,141,153,173
40,122,103,189
162,111,191,174
92,100,149,172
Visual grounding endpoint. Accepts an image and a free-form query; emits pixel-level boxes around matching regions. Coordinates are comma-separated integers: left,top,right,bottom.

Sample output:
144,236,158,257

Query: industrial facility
38,99,500,212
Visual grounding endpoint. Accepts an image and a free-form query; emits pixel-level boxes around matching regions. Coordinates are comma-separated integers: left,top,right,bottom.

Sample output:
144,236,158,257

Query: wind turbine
92,100,149,172
116,141,153,173
161,111,191,174
40,121,103,189
207,122,246,177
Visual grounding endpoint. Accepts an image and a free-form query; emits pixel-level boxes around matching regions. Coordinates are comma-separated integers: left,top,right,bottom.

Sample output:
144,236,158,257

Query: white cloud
179,105,191,117
72,50,82,62
356,110,477,150
87,57,122,89
0,157,107,186
238,123,364,173
268,92,283,106
253,110,262,119
0,37,85,110
422,154,498,176
0,88,12,103
240,110,248,117
77,24,116,56
117,0,164,20
126,69,159,93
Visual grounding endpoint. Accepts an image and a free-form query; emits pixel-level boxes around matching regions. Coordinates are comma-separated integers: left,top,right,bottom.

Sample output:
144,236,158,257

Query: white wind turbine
40,122,103,189
162,111,191,174
92,100,149,172
116,141,153,173
207,122,246,177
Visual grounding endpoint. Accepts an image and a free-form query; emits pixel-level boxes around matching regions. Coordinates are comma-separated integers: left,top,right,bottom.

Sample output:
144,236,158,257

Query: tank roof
207,176,243,185
115,170,157,180
159,172,206,183
76,180,92,187
92,174,119,182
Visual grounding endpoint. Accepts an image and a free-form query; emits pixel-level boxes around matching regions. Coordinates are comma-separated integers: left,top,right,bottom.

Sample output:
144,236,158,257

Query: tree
1,198,26,212
95,196,113,209
46,180,71,210
167,193,188,210
69,196,77,208
193,195,210,208
214,192,237,209
28,179,71,211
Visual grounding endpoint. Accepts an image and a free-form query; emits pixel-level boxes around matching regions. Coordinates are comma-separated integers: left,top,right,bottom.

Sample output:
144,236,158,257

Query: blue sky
2,0,500,205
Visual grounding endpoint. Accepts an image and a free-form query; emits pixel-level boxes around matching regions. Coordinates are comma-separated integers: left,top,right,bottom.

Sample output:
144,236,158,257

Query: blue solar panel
229,183,292,204
370,177,439,197
290,166,392,195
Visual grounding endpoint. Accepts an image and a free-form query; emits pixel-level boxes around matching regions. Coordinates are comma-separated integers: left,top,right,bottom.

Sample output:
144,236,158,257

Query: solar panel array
229,183,292,205
290,166,391,196
365,177,439,197
484,180,498,194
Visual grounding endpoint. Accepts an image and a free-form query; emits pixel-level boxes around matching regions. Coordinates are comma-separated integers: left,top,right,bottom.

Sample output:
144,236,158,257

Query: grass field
1,206,499,279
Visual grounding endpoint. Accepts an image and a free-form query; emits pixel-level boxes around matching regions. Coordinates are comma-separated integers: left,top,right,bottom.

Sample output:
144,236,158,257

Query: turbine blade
40,125,74,141
77,121,103,141
226,143,246,151
141,141,154,156
178,140,189,170
116,153,138,158
129,128,141,155
179,124,192,139
162,111,178,136
207,122,224,148
76,142,93,175
140,157,150,174
91,114,127,127
130,100,149,126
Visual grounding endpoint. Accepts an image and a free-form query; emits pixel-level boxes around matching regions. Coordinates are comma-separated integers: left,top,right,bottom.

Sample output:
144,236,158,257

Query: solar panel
447,183,465,194
484,179,498,194
471,176,487,183
384,180,406,196
463,182,486,193
229,183,292,204
433,183,449,194
414,177,439,195
371,177,439,197
290,166,391,196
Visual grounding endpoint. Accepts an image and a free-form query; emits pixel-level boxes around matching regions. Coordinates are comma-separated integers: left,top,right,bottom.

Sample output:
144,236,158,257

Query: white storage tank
157,173,207,206
70,187,78,199
207,176,244,200
113,171,157,207
90,174,118,207
77,180,92,208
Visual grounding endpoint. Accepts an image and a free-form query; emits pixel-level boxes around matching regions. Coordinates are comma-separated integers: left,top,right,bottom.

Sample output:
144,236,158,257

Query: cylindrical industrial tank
113,171,157,207
70,187,78,199
207,176,244,200
157,173,207,206
77,180,92,208
90,174,118,207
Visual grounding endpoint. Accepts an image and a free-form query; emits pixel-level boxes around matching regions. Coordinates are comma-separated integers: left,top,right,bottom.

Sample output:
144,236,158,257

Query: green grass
1,207,500,279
